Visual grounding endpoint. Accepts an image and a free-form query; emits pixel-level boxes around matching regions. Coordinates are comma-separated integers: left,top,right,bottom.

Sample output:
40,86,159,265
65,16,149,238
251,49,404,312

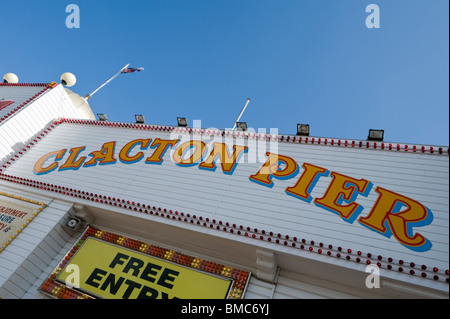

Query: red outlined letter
120,139,151,164
198,142,247,175
249,152,299,188
358,187,433,251
33,149,67,175
314,172,372,223
285,163,329,203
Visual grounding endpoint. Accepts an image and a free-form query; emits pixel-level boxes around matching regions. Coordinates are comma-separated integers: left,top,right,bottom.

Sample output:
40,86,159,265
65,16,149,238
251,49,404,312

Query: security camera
60,72,76,87
67,218,79,228
3,73,19,84
64,216,81,231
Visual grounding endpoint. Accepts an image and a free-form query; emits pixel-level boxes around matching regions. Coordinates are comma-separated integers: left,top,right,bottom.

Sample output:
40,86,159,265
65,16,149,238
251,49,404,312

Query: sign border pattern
0,191,46,253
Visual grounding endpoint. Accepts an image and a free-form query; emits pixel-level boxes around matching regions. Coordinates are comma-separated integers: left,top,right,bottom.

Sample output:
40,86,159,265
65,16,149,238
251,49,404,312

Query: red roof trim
0,83,50,87
0,83,57,124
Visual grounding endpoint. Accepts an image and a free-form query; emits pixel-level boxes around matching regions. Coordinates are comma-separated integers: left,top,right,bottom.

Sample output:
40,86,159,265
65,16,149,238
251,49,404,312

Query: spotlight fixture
368,129,384,141
3,73,19,84
97,113,108,121
60,72,76,87
135,114,145,124
236,122,248,131
63,216,82,231
296,123,310,136
177,117,188,127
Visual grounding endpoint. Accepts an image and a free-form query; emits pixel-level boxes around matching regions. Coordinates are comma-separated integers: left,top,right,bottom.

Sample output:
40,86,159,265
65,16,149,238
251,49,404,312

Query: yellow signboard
42,227,251,299
57,237,232,299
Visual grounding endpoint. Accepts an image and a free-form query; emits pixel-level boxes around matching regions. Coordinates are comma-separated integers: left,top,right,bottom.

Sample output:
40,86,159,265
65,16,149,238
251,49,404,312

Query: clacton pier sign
27,122,436,253
0,114,448,300
1,117,448,299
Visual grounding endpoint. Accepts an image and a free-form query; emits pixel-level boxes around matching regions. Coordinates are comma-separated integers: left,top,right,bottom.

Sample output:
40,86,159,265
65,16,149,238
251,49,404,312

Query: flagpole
84,63,130,100
232,98,251,130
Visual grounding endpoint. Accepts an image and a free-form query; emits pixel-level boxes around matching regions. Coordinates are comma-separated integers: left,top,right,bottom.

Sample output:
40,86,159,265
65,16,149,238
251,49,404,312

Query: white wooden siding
1,122,448,293
24,234,80,299
0,186,75,299
0,85,46,119
244,276,275,299
0,84,87,163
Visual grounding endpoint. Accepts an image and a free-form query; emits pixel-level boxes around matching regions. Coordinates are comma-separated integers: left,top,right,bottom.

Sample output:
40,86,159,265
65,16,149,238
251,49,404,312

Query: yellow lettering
59,146,86,171
199,142,247,174
33,149,67,175
145,138,179,164
119,139,151,164
314,172,372,223
172,140,206,166
358,187,433,251
83,141,117,167
285,163,329,203
249,152,299,188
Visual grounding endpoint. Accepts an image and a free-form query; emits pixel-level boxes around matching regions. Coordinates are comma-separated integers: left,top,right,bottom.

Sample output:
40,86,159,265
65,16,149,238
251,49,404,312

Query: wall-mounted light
135,114,145,124
297,124,310,136
177,117,188,127
97,113,108,121
368,129,384,141
236,122,248,131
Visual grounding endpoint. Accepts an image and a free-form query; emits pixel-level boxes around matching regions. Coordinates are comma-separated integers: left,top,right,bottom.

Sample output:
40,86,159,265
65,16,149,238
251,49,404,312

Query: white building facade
0,81,448,299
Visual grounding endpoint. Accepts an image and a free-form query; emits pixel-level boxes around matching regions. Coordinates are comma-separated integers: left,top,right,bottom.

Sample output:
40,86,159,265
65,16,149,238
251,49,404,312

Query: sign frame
0,191,46,253
40,226,252,299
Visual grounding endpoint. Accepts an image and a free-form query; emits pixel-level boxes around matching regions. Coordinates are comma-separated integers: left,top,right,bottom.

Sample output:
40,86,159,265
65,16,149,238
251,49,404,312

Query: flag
121,67,144,74
0,99,14,111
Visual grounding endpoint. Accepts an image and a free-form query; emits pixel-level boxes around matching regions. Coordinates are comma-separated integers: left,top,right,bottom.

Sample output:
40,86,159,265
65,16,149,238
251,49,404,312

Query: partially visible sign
41,227,251,299
57,237,232,299
0,192,46,253
0,99,14,111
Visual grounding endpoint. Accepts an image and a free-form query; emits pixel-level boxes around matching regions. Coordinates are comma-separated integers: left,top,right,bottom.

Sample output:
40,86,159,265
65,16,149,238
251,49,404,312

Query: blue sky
1,0,448,146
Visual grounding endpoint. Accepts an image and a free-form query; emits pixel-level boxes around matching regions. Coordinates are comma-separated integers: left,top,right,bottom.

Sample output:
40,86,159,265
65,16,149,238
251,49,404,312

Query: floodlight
236,122,248,131
97,113,108,121
296,124,310,136
177,117,188,127
135,114,145,124
368,129,384,141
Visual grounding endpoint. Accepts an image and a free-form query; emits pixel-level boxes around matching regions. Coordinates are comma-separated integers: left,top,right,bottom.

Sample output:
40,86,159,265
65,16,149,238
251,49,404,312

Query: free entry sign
42,227,251,299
